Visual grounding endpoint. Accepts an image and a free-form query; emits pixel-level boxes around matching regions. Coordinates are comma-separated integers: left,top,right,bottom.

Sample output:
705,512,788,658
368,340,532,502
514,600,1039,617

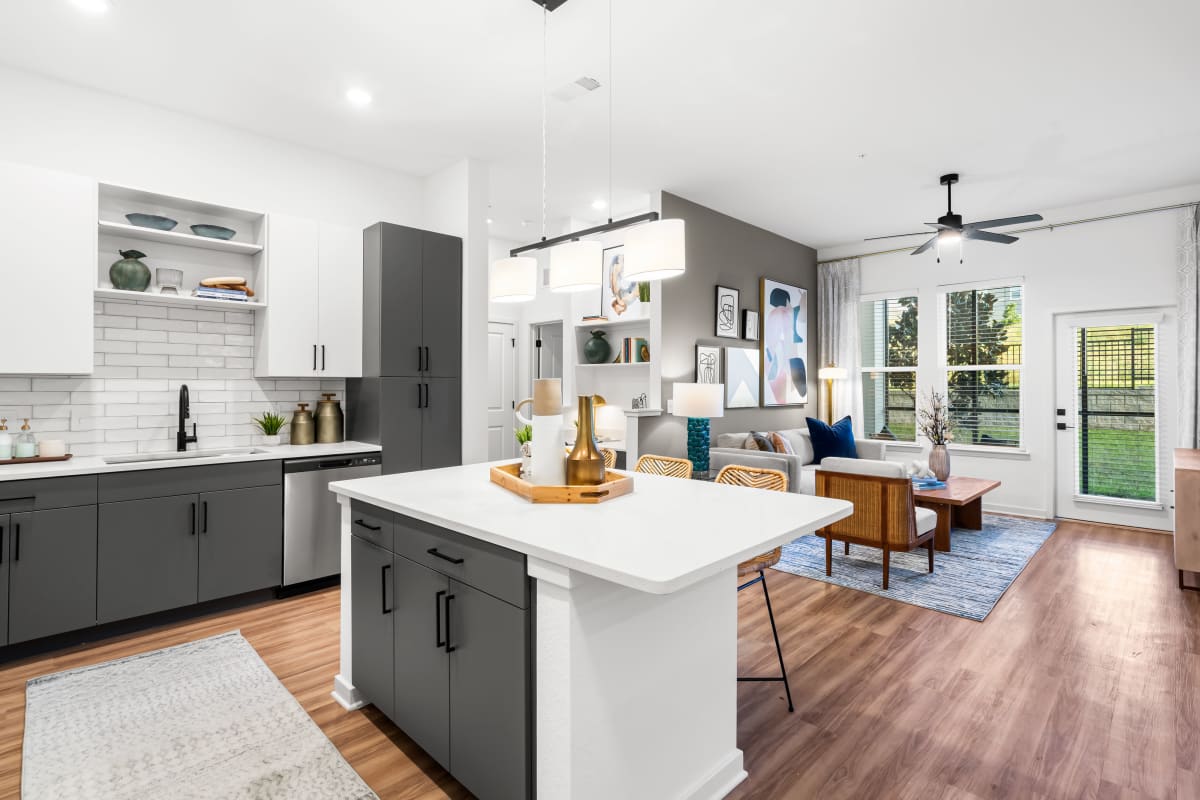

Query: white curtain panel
818,258,863,431
1179,205,1200,448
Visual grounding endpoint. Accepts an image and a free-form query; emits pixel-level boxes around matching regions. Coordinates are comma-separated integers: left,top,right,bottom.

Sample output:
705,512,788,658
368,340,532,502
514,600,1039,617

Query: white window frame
859,290,920,443
936,278,1026,452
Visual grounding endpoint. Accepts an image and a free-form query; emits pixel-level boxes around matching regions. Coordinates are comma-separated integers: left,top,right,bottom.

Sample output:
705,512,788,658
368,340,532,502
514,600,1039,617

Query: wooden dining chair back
713,463,794,711
601,448,617,469
634,454,693,479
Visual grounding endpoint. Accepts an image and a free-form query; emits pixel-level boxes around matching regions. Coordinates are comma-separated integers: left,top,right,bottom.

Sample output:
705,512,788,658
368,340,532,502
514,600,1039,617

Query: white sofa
708,428,888,495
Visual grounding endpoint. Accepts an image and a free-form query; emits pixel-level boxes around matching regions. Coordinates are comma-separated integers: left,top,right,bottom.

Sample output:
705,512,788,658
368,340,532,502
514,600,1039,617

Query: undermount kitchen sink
103,448,270,465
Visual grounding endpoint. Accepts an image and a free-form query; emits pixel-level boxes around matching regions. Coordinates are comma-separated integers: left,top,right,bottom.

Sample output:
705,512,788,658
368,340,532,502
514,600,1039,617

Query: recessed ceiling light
591,199,607,211
345,87,372,108
71,0,111,14
486,218,494,225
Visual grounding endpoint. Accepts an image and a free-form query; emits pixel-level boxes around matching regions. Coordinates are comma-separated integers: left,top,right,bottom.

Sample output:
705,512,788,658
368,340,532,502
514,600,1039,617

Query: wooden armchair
814,457,937,590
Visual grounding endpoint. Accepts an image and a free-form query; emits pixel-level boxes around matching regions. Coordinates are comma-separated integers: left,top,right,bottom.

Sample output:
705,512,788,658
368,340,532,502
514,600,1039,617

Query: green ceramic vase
109,249,152,292
583,330,612,364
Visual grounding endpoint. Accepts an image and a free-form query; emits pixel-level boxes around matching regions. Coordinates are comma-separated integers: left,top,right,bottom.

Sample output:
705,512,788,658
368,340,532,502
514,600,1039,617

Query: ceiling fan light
549,239,603,293
937,229,961,244
489,256,538,303
624,218,686,281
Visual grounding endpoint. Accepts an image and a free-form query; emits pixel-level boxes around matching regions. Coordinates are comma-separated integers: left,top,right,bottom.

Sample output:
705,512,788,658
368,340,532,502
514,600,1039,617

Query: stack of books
911,476,947,490
193,285,250,302
620,337,650,363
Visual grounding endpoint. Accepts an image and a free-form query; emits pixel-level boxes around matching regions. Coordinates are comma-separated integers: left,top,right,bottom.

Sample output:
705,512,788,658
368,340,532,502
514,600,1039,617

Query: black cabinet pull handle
417,346,424,372
427,547,464,565
322,344,326,371
444,593,456,653
424,346,430,373
13,523,19,562
354,518,382,532
435,589,446,648
319,460,353,469
190,502,196,536
313,344,318,371
423,383,429,408
0,524,4,564
382,564,393,614
201,501,208,534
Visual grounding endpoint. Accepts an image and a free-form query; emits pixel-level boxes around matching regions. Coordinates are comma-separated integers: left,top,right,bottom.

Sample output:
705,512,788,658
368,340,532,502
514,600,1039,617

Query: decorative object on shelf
289,403,315,445
125,213,177,231
743,309,760,341
715,285,739,338
761,277,809,406
14,418,36,458
917,388,954,481
695,345,721,384
601,245,642,318
252,409,286,446
155,267,184,295
622,337,650,363
530,379,566,486
515,424,533,477
195,276,254,301
583,330,613,364
818,364,848,424
638,282,651,303
190,224,237,240
0,419,10,459
723,346,760,408
109,249,152,292
37,438,67,458
673,382,725,476
490,462,632,504
566,395,606,486
631,393,648,410
315,393,345,443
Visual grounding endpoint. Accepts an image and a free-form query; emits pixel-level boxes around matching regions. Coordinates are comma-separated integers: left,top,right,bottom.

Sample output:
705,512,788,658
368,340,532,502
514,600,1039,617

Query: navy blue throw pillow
806,416,858,463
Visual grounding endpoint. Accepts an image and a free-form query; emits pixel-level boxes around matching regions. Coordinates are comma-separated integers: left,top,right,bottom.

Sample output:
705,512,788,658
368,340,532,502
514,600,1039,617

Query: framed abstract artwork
760,278,808,406
695,345,721,384
742,309,759,341
723,346,760,408
715,286,739,338
600,245,644,319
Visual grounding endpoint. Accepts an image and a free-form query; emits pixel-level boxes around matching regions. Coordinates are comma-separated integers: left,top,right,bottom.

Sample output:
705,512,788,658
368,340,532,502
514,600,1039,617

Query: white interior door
1054,308,1175,531
487,321,516,460
533,322,564,384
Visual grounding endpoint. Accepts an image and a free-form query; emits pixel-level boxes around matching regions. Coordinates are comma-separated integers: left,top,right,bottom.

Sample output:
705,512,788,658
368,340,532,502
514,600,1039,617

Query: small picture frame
715,286,739,338
696,345,721,384
742,309,760,341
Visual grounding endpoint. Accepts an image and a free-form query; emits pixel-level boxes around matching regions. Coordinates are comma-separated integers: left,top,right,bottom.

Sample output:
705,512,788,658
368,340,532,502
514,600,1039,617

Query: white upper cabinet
0,162,96,375
255,215,362,377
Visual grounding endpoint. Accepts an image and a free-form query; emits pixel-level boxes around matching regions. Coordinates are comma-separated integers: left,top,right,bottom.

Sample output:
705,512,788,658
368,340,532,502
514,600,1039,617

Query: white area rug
23,631,377,800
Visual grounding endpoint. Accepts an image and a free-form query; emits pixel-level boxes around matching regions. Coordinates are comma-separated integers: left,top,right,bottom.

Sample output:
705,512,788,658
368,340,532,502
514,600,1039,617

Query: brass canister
315,393,344,443
566,395,605,486
290,402,315,445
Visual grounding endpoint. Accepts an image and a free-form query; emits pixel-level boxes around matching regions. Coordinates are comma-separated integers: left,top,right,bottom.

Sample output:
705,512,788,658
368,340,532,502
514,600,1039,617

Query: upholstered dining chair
633,453,693,479
714,464,794,712
814,457,937,590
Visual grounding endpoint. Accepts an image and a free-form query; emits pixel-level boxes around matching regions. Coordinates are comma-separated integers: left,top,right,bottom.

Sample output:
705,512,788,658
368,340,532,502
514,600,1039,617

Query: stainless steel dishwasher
283,453,382,586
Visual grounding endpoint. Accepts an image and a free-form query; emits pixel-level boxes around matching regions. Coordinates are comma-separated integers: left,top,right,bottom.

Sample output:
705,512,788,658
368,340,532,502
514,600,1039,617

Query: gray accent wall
639,193,819,459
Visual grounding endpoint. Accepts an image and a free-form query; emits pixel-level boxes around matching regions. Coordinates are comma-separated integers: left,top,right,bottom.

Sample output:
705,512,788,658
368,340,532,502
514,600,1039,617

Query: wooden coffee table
912,476,1001,552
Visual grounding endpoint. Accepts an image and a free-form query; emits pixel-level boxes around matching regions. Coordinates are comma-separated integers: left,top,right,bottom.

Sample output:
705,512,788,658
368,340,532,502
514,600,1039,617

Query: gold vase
566,395,606,486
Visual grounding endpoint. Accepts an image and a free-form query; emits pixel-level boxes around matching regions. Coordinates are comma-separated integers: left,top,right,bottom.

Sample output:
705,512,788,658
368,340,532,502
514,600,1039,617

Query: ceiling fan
867,174,1043,262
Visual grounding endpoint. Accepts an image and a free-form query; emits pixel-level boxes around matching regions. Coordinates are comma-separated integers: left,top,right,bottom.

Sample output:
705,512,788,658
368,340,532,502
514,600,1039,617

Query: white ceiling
4,0,1200,248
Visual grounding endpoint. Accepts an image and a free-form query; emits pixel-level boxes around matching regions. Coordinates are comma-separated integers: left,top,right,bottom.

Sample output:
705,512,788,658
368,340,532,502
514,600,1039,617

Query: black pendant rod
509,211,659,257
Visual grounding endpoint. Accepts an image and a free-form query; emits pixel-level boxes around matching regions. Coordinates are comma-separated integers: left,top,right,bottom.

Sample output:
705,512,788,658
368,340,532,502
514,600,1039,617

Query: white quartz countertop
0,440,381,482
330,462,853,595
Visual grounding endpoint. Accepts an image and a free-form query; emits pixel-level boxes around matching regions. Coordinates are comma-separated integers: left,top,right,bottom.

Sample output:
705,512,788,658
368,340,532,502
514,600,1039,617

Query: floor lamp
818,365,847,424
672,382,724,477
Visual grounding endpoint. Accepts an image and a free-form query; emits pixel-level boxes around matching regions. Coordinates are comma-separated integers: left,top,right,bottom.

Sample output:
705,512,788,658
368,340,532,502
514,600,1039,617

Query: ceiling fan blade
965,213,1044,230
963,229,1018,244
911,235,939,255
864,231,930,241
924,222,958,231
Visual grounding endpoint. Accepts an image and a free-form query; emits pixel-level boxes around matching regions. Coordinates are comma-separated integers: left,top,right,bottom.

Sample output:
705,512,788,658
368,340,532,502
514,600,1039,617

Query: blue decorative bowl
190,224,237,240
125,213,178,231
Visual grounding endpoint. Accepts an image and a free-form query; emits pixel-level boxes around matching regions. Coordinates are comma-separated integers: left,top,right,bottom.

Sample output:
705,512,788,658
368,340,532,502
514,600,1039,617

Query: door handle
321,344,326,371
424,346,430,373
354,518,382,532
13,523,19,561
444,593,456,653
191,502,196,535
201,501,208,533
382,564,393,614
435,589,446,648
313,344,318,371
427,547,464,565
417,346,424,372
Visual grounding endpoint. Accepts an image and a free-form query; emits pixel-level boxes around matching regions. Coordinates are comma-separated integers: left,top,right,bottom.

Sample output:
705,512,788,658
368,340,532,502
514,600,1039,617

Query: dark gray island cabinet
350,500,531,800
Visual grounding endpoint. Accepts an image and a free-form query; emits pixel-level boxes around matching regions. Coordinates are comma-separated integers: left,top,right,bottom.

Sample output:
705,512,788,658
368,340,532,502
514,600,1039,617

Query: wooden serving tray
0,453,73,466
489,462,634,504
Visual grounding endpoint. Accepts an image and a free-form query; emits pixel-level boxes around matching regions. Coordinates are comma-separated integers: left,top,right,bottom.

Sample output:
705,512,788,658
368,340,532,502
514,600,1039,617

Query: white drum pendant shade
489,256,538,303
624,218,686,281
549,239,602,293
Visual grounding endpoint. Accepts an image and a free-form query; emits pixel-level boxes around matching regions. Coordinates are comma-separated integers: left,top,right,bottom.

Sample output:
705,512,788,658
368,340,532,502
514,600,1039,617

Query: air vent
552,76,602,103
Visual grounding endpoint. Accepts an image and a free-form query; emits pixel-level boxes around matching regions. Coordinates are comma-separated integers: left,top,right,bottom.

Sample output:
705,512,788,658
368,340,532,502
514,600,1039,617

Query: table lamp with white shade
818,364,848,424
672,382,724,477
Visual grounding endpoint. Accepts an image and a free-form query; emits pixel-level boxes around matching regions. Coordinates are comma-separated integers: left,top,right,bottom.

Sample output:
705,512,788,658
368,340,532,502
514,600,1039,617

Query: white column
332,494,364,710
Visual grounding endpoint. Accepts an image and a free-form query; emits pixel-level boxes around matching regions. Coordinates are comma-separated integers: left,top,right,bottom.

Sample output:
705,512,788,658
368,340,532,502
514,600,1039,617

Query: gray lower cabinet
0,516,9,645
392,554,451,771
9,506,97,644
98,494,198,623
421,379,462,470
350,535,394,720
197,485,282,602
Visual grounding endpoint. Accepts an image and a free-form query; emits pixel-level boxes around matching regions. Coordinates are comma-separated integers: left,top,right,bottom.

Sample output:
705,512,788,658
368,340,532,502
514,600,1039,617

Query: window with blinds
1074,325,1158,501
944,285,1023,448
859,295,917,441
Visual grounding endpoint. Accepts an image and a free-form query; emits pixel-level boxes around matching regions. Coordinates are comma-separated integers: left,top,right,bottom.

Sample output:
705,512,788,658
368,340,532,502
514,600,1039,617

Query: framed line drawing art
715,285,739,338
695,345,721,384
742,309,759,341
760,278,808,406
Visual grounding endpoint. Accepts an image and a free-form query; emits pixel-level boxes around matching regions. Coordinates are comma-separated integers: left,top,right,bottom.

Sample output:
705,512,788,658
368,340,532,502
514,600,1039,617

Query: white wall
819,184,1200,521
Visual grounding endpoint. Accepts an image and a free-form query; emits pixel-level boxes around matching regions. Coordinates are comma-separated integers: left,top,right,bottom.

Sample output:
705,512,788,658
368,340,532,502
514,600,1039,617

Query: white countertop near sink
0,440,381,482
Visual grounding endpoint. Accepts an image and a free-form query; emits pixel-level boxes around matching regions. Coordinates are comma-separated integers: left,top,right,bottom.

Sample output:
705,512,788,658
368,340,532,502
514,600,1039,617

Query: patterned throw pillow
769,432,795,455
746,431,776,452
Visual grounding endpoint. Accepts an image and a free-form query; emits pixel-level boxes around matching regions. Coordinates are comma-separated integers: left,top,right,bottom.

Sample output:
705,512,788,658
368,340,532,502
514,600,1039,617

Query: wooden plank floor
0,520,1194,799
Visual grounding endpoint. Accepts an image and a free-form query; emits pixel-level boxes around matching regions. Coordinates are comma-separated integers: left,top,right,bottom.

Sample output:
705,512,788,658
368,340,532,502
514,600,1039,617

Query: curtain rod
817,200,1200,265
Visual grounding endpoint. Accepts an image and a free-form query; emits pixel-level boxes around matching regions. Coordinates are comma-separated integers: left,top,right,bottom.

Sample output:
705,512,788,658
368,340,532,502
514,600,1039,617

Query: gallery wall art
601,245,645,319
724,346,760,408
695,345,721,384
715,286,739,338
760,278,808,406
742,309,759,341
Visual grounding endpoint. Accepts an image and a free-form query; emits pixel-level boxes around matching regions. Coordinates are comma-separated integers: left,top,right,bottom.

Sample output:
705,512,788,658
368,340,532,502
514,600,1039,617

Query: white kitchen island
330,463,852,800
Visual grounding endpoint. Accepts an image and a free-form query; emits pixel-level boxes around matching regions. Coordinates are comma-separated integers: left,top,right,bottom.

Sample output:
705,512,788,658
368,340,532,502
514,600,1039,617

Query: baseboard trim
678,748,746,800
982,502,1052,519
331,674,365,711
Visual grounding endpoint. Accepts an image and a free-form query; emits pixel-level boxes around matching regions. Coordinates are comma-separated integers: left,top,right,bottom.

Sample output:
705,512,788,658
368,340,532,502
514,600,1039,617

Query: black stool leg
758,570,794,712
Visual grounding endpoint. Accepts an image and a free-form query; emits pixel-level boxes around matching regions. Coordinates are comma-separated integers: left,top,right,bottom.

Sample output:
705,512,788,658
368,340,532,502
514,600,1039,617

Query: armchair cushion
817,456,905,479
915,506,937,535
806,416,859,463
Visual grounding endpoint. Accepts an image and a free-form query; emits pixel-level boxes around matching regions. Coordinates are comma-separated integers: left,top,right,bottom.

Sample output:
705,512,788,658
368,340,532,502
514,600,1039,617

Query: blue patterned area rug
772,514,1057,621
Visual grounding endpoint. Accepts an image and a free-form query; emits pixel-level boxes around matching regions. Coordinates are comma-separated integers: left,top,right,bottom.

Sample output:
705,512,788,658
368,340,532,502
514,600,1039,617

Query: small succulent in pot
253,410,287,445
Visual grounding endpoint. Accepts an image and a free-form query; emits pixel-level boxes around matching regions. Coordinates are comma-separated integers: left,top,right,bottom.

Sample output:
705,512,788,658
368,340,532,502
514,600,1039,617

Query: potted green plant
253,410,287,446
516,424,533,476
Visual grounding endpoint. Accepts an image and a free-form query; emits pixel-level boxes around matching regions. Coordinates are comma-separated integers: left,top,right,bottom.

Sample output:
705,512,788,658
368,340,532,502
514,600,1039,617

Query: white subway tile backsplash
139,343,198,356
104,302,169,318
106,353,169,367
137,317,198,333
169,332,224,346
168,308,224,323
169,355,224,368
0,379,32,391
95,340,138,354
0,392,71,405
103,404,170,418
107,328,169,343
